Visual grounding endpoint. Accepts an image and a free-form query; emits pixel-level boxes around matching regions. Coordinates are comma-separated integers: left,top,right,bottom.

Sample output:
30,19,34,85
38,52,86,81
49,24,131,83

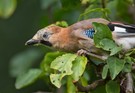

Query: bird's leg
77,49,108,61
77,49,88,55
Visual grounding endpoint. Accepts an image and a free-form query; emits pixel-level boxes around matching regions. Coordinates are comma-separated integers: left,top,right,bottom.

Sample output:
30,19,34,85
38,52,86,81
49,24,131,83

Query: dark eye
43,34,48,38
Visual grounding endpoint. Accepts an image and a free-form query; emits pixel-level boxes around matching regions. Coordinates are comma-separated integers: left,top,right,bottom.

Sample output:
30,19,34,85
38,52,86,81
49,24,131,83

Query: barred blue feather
84,28,95,38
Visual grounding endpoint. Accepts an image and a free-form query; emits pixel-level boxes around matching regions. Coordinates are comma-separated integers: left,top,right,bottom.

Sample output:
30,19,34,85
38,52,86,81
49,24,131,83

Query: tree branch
74,79,104,92
125,73,134,93
86,51,108,61
77,49,108,62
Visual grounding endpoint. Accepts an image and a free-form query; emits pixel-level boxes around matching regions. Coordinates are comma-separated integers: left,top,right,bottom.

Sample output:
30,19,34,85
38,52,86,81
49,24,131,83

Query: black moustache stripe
40,40,52,47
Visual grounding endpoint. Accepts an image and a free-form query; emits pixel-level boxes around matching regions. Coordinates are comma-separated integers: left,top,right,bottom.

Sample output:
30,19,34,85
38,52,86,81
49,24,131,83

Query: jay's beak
25,39,52,46
25,39,39,45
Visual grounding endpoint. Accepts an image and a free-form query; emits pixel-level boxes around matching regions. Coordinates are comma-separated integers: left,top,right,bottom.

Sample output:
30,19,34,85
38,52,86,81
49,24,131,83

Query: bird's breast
49,28,80,52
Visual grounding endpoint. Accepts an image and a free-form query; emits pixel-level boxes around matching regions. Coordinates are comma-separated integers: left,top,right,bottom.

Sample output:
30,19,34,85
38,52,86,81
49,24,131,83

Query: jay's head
25,25,61,46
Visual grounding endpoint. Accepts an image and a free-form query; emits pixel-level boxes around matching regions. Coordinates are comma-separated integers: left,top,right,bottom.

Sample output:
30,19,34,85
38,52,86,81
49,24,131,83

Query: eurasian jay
25,18,135,54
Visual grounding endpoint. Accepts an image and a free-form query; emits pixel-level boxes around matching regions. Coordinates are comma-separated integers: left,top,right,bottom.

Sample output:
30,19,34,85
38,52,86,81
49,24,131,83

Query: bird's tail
108,22,135,33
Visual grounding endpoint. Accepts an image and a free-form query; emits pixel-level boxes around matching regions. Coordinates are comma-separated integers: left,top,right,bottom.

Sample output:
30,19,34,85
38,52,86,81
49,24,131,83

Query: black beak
25,39,52,47
25,39,39,45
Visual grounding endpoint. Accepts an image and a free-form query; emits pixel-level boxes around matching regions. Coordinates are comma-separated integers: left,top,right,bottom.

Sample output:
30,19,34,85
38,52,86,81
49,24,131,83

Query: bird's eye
43,34,48,38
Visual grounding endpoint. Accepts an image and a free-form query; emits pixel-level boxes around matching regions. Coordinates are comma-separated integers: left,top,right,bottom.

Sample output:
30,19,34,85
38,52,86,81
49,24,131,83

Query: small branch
77,49,108,62
125,73,133,93
101,0,106,8
86,51,108,61
74,79,104,92
132,63,135,70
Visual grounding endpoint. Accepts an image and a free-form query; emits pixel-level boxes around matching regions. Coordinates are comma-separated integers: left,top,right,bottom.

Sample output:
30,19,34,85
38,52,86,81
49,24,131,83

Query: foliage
0,0,17,18
55,21,68,27
15,69,42,89
13,22,135,93
6,0,135,93
106,80,120,93
10,49,43,77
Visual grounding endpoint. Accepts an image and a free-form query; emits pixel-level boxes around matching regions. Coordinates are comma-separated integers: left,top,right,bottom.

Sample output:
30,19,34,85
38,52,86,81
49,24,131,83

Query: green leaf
51,53,77,75
122,63,132,73
10,49,42,77
0,0,17,18
92,85,106,93
106,80,120,93
80,74,88,86
92,23,121,55
102,65,108,79
122,56,133,72
15,69,42,89
125,49,135,56
50,74,62,88
40,51,65,73
79,8,110,21
72,56,87,81
106,0,117,20
107,57,125,80
110,46,122,56
116,0,133,23
124,56,134,64
50,53,77,87
100,38,121,55
67,76,76,93
92,22,112,48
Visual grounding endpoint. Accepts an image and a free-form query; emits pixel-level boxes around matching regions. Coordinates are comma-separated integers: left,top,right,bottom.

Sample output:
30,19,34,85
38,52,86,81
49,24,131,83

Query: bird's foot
77,49,108,61
77,49,88,56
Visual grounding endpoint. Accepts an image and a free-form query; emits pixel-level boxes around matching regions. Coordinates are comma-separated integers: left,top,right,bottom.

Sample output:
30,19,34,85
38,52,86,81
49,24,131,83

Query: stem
74,79,104,92
101,0,106,8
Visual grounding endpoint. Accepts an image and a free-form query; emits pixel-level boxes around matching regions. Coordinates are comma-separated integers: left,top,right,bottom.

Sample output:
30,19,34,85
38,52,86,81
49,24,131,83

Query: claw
77,49,88,56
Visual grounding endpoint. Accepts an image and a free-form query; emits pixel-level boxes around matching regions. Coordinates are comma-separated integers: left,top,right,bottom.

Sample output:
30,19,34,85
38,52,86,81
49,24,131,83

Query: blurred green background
0,0,135,93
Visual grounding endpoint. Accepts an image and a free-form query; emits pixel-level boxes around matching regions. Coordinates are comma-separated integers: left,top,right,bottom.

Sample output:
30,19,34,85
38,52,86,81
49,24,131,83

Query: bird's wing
71,18,135,39
70,18,109,30
114,32,135,38
71,28,92,40
108,22,135,33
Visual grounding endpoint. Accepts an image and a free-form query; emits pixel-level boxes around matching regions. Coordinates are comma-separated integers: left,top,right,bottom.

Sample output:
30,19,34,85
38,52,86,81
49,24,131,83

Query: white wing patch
113,26,126,32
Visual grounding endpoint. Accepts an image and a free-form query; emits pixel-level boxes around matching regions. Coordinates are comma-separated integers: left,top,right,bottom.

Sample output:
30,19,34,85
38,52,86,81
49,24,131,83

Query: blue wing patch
83,28,95,38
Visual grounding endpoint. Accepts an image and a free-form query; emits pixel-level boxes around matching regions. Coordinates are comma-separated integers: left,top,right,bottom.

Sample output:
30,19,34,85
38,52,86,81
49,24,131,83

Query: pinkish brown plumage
26,18,135,53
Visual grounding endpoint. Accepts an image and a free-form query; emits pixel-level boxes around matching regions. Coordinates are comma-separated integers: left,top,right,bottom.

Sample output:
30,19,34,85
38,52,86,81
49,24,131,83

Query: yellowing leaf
40,51,64,73
50,53,77,88
56,21,68,27
50,74,62,88
51,54,77,75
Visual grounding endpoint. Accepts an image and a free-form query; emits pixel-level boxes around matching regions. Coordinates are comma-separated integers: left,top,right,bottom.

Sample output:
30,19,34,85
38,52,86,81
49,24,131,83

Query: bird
25,18,135,55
